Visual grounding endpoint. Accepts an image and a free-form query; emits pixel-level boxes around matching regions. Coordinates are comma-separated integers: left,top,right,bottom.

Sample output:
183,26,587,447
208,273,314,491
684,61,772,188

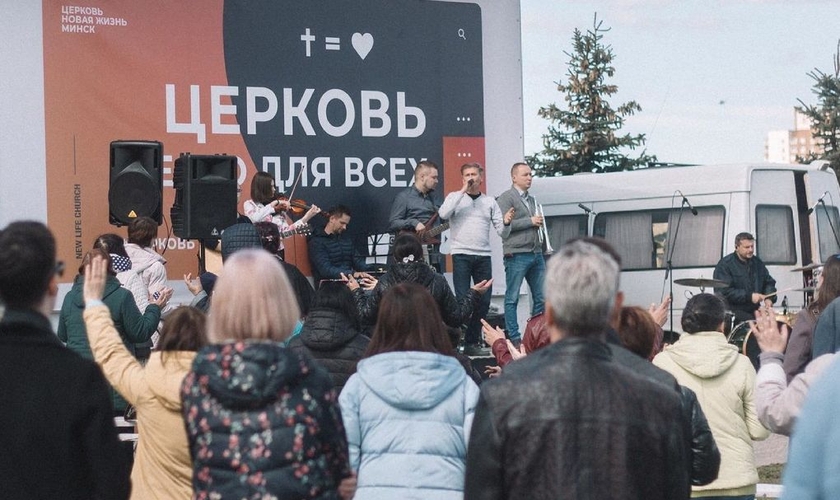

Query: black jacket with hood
352,261,478,327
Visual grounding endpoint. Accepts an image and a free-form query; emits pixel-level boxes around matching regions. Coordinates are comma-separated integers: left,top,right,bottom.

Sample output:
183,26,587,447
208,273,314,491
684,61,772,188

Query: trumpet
536,203,554,254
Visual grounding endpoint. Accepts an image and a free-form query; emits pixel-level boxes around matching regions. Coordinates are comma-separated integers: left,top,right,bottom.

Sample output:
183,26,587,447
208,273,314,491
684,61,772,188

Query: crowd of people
3,160,840,500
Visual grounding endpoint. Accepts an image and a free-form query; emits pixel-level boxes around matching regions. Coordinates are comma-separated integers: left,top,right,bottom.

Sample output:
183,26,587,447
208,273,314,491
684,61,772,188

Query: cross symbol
300,28,315,57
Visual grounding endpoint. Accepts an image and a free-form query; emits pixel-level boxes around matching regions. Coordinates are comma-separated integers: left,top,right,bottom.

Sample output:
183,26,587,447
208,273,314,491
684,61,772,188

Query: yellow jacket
653,331,770,498
84,305,195,500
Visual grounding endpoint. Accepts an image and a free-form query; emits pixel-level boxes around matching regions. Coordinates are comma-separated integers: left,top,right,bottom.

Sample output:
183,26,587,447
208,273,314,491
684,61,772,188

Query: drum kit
673,272,816,370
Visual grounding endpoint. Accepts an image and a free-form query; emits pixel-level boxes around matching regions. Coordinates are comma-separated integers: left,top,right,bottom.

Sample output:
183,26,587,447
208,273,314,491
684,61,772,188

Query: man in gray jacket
496,162,547,343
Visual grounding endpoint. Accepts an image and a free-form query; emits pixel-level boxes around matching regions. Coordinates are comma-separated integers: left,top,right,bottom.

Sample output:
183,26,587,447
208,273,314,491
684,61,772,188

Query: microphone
578,203,597,215
467,179,475,187
678,191,698,216
807,191,829,214
781,295,788,315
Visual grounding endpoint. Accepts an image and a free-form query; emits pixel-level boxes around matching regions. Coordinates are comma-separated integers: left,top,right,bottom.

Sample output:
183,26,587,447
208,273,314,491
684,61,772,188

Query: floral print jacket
181,340,351,500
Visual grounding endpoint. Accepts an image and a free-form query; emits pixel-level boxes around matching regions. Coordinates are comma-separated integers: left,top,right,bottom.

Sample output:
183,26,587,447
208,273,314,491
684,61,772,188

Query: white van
529,161,840,333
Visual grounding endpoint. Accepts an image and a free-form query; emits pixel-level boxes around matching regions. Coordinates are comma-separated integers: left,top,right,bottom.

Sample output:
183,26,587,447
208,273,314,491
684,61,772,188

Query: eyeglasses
54,261,65,278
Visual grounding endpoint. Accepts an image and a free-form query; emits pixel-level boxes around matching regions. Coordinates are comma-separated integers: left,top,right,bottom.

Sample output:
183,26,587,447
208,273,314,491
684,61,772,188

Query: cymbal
791,262,823,272
674,278,729,288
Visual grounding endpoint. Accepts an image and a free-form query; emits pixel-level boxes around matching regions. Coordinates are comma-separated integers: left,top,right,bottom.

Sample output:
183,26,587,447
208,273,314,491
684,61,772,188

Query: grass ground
756,463,784,500
758,463,784,484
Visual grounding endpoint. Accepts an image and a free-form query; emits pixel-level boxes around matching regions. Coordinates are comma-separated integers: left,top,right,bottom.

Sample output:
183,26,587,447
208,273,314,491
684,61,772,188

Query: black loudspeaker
171,153,238,239
109,140,163,226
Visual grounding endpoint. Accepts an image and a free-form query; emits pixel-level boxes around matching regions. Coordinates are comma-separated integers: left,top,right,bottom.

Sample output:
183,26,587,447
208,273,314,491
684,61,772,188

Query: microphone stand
665,200,688,333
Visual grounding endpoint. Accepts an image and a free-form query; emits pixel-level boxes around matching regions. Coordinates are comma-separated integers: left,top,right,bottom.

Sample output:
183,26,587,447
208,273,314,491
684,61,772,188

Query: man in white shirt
439,163,513,354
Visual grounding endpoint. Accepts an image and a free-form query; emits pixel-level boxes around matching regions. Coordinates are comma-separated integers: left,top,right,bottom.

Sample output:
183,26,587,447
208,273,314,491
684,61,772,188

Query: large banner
43,0,485,279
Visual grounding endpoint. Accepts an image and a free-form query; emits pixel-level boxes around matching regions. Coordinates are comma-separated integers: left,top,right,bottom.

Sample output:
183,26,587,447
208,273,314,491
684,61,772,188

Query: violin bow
287,165,305,201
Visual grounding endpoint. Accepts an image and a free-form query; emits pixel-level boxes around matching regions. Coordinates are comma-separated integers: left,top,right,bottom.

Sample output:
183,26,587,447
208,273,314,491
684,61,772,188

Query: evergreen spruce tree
797,41,840,176
527,15,654,176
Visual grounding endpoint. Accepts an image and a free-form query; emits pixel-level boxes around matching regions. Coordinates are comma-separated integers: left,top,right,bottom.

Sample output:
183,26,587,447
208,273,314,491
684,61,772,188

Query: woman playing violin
243,172,320,258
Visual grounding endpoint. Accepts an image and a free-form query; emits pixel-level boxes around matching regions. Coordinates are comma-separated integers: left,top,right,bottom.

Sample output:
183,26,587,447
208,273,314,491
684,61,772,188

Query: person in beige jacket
82,255,207,500
654,293,769,500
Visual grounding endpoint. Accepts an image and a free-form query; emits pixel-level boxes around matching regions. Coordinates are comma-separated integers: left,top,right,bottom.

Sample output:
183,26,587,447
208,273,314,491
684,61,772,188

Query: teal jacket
58,274,160,411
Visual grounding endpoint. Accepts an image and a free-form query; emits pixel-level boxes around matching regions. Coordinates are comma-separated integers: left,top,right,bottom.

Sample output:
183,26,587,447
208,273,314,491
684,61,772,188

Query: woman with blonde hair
82,255,207,500
181,249,352,499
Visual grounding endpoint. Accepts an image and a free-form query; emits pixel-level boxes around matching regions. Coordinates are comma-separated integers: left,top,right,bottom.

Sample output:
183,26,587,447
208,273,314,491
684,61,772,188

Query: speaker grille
109,141,163,226
171,154,238,239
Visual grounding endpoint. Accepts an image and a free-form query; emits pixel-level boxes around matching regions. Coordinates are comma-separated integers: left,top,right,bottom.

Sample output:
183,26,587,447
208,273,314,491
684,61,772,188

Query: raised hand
484,365,502,378
503,207,515,225
507,340,527,360
648,296,671,327
151,287,173,308
83,255,109,304
750,306,789,354
183,273,203,296
471,278,493,295
481,318,505,346
301,204,322,224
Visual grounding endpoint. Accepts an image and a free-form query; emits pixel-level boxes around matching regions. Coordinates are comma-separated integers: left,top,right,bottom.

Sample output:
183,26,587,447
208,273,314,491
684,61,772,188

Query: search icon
458,28,466,40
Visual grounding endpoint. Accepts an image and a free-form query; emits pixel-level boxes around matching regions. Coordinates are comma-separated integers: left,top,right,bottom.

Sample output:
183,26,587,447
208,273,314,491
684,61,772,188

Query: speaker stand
198,240,207,275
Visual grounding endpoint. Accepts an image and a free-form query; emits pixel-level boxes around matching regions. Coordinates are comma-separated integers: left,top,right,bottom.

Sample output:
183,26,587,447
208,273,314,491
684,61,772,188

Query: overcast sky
519,0,840,165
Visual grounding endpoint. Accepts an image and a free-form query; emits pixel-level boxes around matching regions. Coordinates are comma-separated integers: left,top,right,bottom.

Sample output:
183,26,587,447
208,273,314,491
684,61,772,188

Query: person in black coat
348,233,490,329
465,240,691,500
0,221,130,500
252,221,315,316
713,232,776,323
579,236,721,487
287,281,370,392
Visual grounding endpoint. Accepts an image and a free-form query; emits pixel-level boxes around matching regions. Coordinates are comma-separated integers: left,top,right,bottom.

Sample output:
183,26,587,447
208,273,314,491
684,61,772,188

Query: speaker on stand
109,140,163,226
171,153,238,272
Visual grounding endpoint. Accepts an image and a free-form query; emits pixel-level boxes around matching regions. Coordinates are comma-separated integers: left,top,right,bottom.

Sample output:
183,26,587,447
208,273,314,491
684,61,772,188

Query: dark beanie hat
199,272,217,296
221,223,262,262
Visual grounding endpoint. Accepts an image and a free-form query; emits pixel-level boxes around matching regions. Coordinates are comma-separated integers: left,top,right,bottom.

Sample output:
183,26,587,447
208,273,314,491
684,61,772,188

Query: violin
275,193,329,218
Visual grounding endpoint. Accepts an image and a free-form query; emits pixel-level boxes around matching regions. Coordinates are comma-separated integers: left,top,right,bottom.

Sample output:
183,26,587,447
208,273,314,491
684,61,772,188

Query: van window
817,205,840,261
593,207,725,270
756,205,795,264
544,215,588,249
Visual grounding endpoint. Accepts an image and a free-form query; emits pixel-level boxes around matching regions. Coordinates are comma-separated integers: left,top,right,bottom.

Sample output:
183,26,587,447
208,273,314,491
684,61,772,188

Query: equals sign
325,37,340,51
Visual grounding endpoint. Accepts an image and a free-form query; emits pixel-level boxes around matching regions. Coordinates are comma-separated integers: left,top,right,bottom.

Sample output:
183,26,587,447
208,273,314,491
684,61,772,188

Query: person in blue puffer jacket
339,283,480,500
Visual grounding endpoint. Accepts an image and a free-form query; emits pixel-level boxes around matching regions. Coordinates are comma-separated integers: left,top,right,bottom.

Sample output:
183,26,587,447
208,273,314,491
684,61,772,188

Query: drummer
713,232,777,323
